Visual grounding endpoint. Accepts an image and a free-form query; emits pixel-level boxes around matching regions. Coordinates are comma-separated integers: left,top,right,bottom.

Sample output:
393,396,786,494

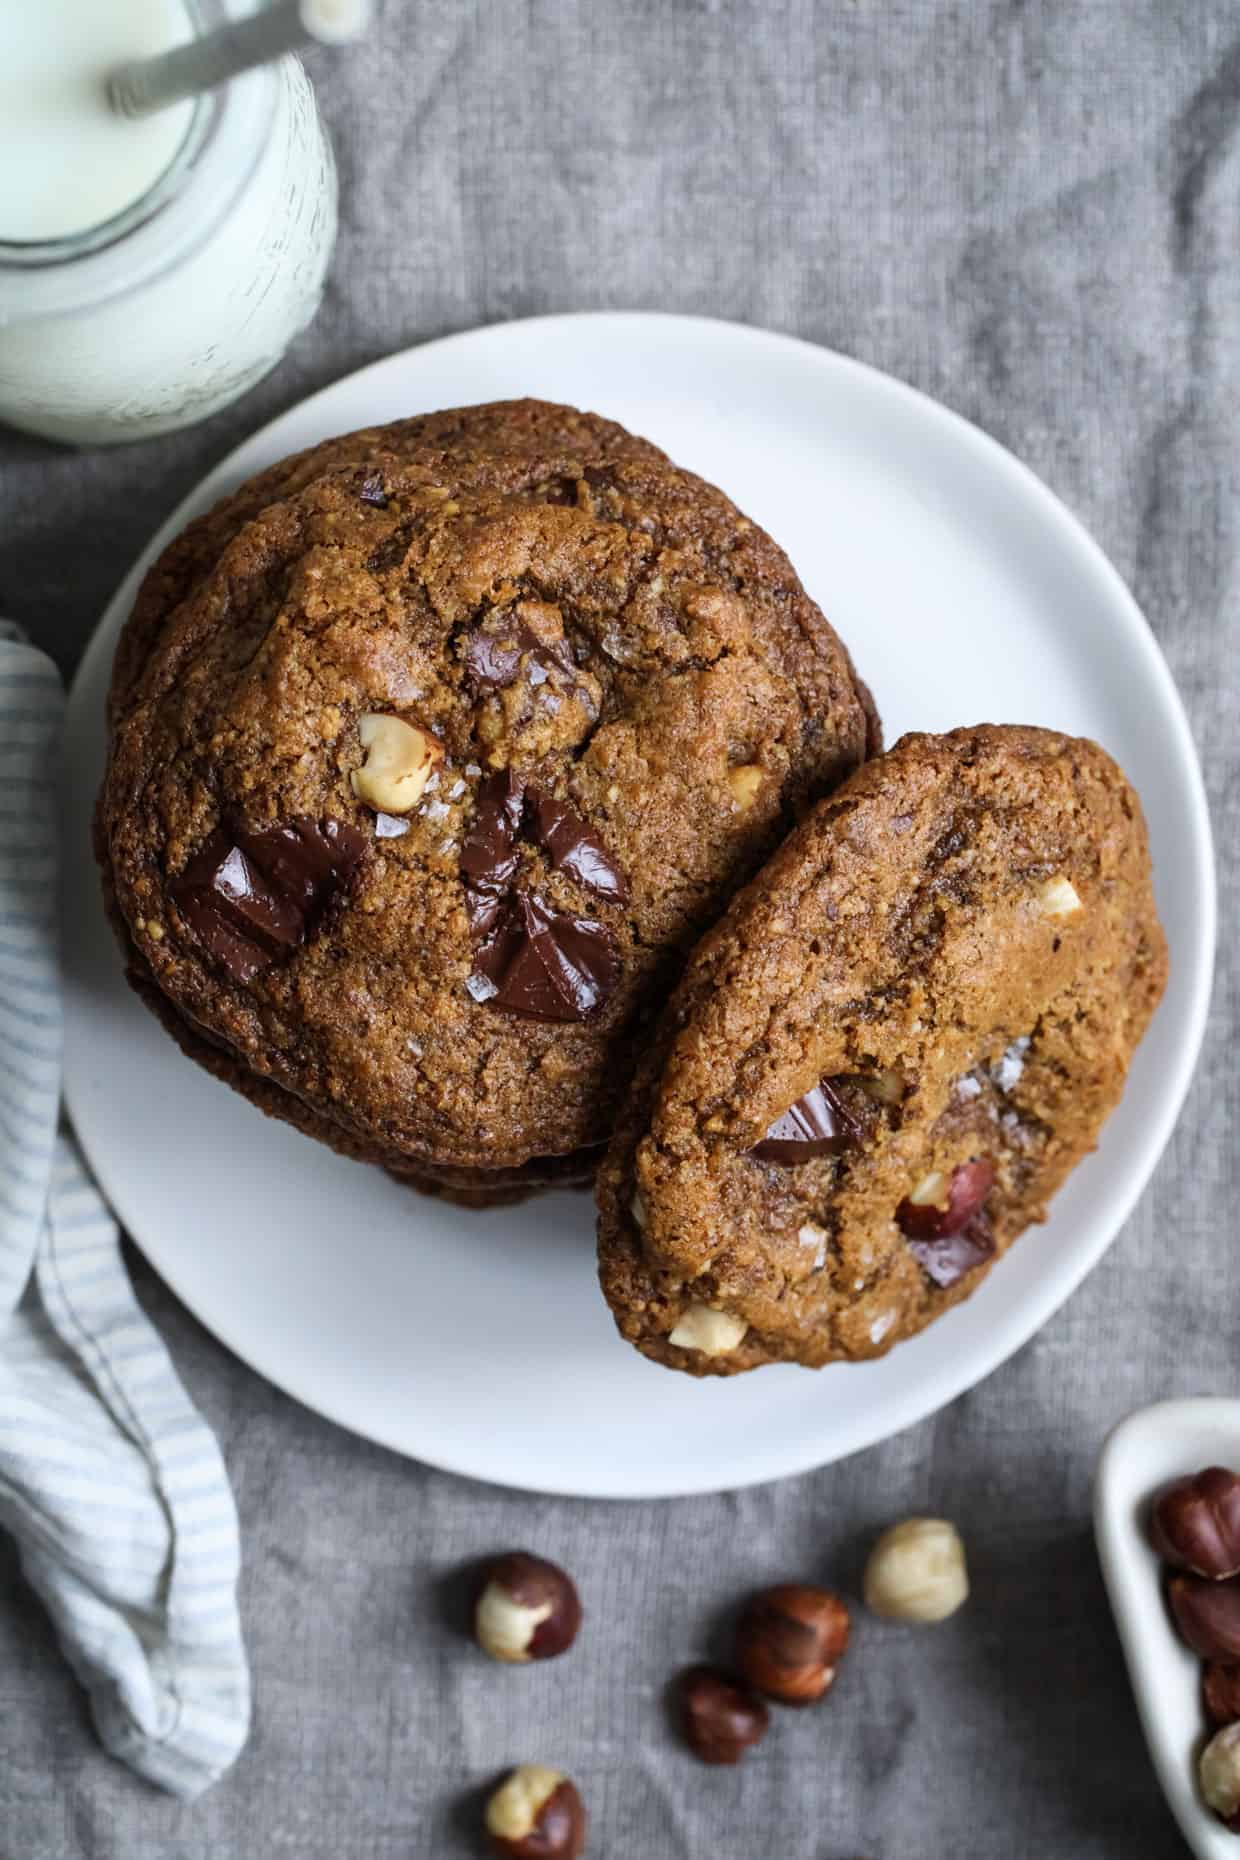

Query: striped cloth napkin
0,621,250,1797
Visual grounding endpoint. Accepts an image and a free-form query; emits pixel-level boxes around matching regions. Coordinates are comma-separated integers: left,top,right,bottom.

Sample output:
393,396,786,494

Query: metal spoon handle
108,0,370,120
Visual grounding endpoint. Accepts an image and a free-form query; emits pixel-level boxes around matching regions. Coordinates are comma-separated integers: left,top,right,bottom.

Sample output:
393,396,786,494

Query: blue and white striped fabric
0,621,250,1798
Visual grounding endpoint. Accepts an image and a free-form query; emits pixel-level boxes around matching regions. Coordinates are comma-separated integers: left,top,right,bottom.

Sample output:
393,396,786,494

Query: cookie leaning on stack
596,725,1168,1374
96,399,878,1205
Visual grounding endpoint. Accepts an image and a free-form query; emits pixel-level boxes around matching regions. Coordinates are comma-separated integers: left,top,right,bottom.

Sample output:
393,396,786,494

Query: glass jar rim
0,54,277,325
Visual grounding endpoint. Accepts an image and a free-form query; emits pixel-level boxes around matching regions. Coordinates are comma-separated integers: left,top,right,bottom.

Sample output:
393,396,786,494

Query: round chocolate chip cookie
98,399,877,1188
597,725,1168,1374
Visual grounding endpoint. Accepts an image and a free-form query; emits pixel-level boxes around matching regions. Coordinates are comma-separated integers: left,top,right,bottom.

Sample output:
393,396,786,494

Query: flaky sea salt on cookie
98,399,877,1178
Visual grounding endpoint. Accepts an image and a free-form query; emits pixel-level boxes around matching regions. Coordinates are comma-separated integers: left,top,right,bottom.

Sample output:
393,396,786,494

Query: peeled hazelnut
677,1664,769,1764
864,1517,969,1623
1205,1662,1240,1726
735,1583,851,1706
1168,1573,1240,1662
1201,1723,1240,1829
905,1169,948,1208
668,1303,748,1357
1036,874,1082,919
484,1766,586,1859
896,1160,994,1241
726,764,765,812
1150,1467,1240,1579
474,1552,581,1663
350,713,444,813
854,1067,904,1105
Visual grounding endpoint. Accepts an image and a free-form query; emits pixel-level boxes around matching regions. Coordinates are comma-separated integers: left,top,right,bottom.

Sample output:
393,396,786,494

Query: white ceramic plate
62,312,1214,1498
1096,1401,1240,1859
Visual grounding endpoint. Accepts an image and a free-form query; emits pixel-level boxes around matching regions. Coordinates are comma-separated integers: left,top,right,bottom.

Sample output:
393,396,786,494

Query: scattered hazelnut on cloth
474,1553,582,1664
864,1518,969,1623
735,1583,851,1705
484,1765,586,1858
677,1665,769,1764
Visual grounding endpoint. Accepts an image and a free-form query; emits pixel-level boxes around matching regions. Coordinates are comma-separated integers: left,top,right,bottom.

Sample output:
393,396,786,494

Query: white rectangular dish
1096,1398,1240,1860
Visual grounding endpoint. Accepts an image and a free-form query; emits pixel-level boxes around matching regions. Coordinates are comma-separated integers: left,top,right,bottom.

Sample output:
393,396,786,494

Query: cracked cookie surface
98,399,876,1173
596,725,1167,1374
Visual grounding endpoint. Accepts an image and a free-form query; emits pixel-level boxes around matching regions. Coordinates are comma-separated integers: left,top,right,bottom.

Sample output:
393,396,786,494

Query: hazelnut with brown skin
1167,1573,1240,1663
896,1160,994,1241
475,1553,582,1664
484,1766,586,1859
1205,1662,1240,1727
1150,1468,1240,1580
735,1583,850,1706
677,1665,770,1764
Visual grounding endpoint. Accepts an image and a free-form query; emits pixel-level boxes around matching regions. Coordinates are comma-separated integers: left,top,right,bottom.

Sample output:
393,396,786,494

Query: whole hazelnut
667,1303,748,1357
1150,1467,1240,1579
1036,874,1083,919
1204,1662,1240,1726
350,713,444,814
864,1517,969,1623
1200,1723,1240,1830
484,1765,586,1859
1167,1573,1240,1663
896,1161,994,1242
734,1583,850,1706
677,1664,770,1764
475,1553,581,1664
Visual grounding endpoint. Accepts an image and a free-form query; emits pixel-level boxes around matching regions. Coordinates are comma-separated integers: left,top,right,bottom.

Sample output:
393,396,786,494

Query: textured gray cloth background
1,3,1236,1855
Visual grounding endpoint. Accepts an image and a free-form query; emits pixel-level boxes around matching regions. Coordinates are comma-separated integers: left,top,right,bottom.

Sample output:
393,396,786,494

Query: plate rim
62,310,1217,1498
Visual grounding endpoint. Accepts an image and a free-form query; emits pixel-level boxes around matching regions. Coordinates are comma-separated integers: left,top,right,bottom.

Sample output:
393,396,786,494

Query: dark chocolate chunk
463,617,578,692
751,1079,861,1163
460,769,527,892
463,624,526,690
470,892,617,1022
170,847,272,984
171,816,365,982
185,835,303,951
527,787,629,904
468,897,525,999
230,818,366,915
463,882,506,939
358,474,388,507
906,1210,996,1289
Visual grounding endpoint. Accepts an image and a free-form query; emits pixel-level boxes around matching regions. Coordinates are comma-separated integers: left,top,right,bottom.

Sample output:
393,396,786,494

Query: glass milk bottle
0,0,337,446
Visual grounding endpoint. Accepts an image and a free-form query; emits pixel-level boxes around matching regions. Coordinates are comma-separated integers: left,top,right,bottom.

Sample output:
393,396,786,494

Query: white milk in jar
0,0,338,445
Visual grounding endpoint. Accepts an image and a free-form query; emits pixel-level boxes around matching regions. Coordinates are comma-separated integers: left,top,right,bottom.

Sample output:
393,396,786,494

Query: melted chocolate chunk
527,787,629,903
463,882,506,939
459,774,626,1018
171,817,365,982
906,1210,996,1289
358,474,388,507
230,818,366,913
463,617,579,692
751,1079,860,1163
471,892,617,1022
460,770,526,892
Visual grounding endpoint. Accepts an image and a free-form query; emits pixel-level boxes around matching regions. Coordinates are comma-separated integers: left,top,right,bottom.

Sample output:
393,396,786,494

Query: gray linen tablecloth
1,3,1236,1854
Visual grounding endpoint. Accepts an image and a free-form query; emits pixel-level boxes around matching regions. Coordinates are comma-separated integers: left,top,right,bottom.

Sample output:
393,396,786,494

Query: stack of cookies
97,399,1166,1375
